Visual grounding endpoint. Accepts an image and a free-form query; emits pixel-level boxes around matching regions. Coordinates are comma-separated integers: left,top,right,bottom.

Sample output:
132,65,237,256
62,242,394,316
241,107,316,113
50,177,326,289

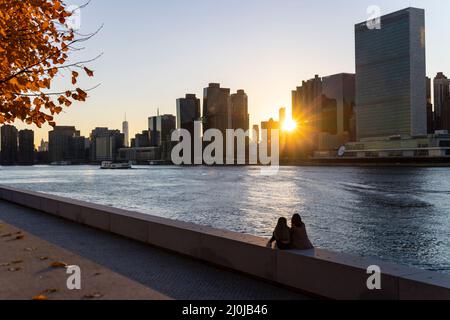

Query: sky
13,0,450,145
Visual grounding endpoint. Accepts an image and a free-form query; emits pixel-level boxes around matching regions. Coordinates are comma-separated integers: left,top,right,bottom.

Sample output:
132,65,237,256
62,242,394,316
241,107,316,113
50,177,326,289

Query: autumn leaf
32,295,48,301
42,288,58,294
0,0,96,127
84,67,94,77
84,292,104,299
50,261,68,268
8,267,22,272
58,95,66,105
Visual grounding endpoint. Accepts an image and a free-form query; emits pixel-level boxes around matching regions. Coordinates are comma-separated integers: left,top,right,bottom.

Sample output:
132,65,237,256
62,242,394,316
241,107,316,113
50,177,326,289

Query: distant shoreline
2,159,450,168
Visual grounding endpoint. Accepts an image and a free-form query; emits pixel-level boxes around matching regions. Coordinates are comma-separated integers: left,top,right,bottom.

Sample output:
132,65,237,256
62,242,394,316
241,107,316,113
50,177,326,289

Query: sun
282,118,297,132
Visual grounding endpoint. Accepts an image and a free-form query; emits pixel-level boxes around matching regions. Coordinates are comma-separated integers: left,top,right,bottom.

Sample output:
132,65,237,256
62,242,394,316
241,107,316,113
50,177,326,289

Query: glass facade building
176,94,201,133
322,73,356,136
0,125,18,165
203,83,231,135
355,7,427,140
148,115,176,147
434,72,450,131
18,129,35,165
230,90,249,132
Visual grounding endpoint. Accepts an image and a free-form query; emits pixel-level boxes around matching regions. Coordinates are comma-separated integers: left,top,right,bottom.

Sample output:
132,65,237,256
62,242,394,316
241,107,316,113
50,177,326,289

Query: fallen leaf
32,295,48,301
15,235,25,240
11,260,23,264
39,257,49,261
1,233,12,238
8,267,22,272
42,289,58,294
0,263,10,267
83,292,103,299
50,261,68,268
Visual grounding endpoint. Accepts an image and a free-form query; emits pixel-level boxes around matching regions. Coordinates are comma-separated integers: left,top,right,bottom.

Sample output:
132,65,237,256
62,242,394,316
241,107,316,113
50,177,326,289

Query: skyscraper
133,130,151,148
176,94,201,134
426,77,435,134
38,139,49,152
0,125,18,165
291,73,355,137
203,83,231,135
253,125,260,143
434,72,450,131
279,107,286,125
230,90,249,132
292,75,322,130
261,118,280,147
148,114,176,147
49,126,85,164
18,129,34,165
322,73,356,136
176,94,201,163
90,128,124,162
122,115,130,148
355,7,427,140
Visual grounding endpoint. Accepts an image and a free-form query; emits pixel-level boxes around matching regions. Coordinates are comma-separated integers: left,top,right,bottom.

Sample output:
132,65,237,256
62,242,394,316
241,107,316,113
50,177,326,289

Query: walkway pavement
0,220,170,300
0,200,309,300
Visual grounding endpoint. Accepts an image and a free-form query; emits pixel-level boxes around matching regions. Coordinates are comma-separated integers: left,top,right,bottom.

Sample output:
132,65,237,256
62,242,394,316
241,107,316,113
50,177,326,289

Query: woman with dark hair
266,217,291,250
290,214,314,250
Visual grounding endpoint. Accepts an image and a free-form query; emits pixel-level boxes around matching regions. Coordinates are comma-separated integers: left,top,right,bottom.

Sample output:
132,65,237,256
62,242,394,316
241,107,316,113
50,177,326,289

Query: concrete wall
1,185,450,300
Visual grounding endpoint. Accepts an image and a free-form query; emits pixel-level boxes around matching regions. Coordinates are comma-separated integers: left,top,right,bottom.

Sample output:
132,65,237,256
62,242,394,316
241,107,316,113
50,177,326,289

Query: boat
100,161,132,170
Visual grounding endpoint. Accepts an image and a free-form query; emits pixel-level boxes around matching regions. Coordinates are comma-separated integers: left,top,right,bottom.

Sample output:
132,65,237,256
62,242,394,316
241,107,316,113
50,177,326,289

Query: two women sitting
267,214,314,250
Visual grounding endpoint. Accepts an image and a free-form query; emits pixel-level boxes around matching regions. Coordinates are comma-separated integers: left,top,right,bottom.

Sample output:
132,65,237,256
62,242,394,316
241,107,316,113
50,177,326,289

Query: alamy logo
66,265,81,290
366,5,381,30
366,265,382,290
171,122,280,175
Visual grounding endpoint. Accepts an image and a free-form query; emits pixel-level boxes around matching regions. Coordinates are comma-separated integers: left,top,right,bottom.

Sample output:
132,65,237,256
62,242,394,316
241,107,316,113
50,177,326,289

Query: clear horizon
8,0,450,145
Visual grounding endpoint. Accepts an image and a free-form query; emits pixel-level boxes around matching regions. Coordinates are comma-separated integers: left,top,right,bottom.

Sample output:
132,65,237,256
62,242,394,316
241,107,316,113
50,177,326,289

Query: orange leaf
50,261,68,268
84,67,94,77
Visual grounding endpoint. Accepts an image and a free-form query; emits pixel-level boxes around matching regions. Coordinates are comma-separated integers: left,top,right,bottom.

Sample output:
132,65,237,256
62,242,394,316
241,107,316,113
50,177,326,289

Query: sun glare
282,119,297,132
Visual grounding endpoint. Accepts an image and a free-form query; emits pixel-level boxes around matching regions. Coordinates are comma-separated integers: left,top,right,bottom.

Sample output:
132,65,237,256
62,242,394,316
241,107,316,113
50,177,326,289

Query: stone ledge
1,185,450,300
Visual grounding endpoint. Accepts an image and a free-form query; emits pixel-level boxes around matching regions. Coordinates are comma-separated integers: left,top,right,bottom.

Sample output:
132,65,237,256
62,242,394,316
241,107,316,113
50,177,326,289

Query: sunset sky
12,0,450,145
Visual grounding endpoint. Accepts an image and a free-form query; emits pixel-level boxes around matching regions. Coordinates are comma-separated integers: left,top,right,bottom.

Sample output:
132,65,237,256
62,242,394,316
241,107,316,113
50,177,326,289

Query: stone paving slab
0,200,309,300
0,220,170,300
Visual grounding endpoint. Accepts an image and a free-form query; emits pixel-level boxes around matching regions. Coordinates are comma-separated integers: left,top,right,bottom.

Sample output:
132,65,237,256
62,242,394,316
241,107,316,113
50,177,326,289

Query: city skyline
6,0,450,145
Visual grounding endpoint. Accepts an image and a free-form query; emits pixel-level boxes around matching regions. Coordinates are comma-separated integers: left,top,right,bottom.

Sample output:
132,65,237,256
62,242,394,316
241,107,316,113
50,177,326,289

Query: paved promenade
0,200,308,300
